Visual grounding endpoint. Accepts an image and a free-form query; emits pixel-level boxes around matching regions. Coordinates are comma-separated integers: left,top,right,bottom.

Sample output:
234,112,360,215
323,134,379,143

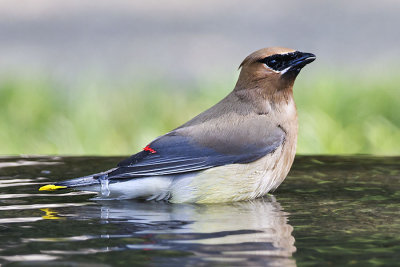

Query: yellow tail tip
39,184,67,191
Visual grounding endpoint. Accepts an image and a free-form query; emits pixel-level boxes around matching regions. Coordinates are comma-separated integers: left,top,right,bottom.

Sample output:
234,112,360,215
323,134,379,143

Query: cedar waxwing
39,47,315,203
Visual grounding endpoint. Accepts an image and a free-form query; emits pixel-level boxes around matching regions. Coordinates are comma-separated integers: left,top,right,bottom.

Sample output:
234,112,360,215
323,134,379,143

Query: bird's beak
281,52,316,77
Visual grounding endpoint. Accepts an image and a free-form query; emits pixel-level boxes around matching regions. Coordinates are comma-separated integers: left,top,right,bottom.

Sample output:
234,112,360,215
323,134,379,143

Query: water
99,174,111,198
0,156,399,266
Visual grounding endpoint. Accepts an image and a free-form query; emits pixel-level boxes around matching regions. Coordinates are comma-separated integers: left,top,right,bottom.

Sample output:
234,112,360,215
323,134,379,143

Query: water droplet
99,175,110,197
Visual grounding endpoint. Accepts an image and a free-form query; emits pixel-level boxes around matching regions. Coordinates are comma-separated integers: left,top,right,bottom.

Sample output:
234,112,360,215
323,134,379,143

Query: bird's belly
170,146,293,203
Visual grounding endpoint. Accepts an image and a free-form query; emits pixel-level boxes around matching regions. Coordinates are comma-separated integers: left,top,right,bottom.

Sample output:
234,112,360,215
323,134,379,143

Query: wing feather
106,128,285,180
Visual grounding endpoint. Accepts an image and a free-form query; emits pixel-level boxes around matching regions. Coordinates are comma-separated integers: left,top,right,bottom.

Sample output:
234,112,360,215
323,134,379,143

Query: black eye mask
258,52,306,71
258,51,316,74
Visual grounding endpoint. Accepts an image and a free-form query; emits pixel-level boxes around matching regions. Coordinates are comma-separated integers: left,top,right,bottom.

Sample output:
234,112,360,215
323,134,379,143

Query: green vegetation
0,72,399,155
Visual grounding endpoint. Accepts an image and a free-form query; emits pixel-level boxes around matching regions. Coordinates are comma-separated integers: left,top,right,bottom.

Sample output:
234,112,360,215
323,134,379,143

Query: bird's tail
38,173,105,191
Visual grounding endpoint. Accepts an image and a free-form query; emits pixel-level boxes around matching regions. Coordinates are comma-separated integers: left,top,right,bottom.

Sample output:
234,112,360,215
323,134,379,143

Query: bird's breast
169,98,298,203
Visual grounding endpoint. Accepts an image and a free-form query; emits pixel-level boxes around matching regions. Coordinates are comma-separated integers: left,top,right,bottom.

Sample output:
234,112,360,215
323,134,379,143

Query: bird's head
235,47,315,95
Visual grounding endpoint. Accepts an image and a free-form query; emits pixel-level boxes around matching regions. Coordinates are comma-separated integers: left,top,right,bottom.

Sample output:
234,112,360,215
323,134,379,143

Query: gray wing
106,127,285,179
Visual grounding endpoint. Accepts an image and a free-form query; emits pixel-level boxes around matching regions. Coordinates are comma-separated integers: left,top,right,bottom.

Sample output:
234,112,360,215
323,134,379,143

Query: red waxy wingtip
143,145,157,153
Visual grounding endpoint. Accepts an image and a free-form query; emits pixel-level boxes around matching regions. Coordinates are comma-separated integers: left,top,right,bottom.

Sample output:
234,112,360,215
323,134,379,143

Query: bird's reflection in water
45,195,296,266
94,196,296,265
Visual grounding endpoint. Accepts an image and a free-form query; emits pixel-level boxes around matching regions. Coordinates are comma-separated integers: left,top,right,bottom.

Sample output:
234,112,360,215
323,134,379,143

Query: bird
39,47,315,203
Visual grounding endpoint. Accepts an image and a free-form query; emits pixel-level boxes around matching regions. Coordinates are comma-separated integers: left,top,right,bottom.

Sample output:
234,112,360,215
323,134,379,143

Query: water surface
0,156,399,266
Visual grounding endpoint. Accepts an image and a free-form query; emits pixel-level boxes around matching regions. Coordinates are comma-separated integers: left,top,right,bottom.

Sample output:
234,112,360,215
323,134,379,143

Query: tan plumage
39,47,315,203
171,47,305,202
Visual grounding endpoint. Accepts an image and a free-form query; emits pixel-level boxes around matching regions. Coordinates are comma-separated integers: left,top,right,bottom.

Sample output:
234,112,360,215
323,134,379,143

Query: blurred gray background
1,0,399,82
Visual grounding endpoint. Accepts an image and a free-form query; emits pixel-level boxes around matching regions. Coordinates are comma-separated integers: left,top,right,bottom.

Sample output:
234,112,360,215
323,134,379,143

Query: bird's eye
259,52,301,72
261,55,284,71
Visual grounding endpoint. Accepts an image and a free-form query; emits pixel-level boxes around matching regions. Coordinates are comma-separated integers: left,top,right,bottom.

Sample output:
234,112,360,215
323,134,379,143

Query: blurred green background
1,71,399,155
0,1,399,155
